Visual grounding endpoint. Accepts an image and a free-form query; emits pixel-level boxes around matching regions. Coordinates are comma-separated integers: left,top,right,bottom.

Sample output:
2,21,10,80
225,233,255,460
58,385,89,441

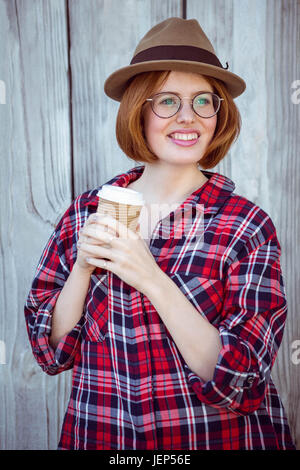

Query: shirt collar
84,165,236,215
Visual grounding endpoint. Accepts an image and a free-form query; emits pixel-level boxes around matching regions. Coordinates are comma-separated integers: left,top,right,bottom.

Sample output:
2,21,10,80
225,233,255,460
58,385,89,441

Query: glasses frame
145,91,224,119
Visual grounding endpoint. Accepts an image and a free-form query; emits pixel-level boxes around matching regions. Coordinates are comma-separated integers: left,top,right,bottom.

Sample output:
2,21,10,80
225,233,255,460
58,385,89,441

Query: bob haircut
116,70,241,169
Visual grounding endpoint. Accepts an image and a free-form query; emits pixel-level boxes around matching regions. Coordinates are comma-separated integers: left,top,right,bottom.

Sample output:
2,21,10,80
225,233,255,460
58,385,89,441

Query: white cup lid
97,184,145,205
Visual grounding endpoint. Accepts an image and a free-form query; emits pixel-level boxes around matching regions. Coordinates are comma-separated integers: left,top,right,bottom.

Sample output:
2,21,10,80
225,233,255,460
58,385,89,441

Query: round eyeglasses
145,91,224,119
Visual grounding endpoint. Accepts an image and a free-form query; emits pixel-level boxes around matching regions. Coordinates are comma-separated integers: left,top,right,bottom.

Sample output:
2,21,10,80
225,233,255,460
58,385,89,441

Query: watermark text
291,80,300,104
98,202,205,248
291,340,300,365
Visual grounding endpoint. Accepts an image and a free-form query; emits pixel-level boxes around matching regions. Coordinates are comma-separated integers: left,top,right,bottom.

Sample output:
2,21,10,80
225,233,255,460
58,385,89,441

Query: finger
77,226,107,249
93,214,139,240
79,233,101,246
78,215,98,241
77,227,96,246
83,216,117,237
77,236,111,251
77,237,95,251
85,212,104,226
79,226,116,245
86,256,114,273
80,242,113,260
79,213,107,236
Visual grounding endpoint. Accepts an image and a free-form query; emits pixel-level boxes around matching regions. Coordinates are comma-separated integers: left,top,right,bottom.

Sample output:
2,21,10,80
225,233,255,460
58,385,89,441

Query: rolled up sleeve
24,201,84,375
186,227,288,415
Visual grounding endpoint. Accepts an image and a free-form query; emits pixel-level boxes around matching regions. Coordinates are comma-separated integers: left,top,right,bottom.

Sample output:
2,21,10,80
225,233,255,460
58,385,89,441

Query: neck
131,162,208,205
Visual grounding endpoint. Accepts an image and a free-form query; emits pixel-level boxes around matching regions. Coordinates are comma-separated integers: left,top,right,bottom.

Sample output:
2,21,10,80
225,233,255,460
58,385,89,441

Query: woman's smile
167,129,201,147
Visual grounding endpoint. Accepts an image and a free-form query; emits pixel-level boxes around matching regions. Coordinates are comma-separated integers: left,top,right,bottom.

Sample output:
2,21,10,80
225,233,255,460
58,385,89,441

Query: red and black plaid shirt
24,165,295,450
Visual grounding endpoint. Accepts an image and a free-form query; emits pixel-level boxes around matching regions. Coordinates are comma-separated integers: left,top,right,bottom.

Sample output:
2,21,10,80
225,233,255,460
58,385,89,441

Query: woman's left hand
78,213,161,295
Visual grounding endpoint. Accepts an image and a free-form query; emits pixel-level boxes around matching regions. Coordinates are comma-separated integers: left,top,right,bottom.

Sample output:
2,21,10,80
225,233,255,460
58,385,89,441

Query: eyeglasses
145,91,224,119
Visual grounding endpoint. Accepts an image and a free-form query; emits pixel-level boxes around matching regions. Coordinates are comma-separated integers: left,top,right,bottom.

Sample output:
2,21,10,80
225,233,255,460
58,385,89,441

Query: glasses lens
152,93,180,117
193,93,220,117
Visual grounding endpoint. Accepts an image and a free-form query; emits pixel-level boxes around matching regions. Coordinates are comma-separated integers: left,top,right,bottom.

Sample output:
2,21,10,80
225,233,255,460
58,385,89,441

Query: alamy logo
291,340,300,365
291,80,300,104
108,202,205,248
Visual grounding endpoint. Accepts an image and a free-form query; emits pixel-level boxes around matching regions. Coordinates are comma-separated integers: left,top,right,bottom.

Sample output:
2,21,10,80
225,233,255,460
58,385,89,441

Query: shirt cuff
185,326,263,414
31,291,84,375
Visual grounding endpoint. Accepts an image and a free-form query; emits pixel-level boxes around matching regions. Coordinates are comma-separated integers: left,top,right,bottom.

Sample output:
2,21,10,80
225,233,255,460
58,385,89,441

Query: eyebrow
156,90,212,96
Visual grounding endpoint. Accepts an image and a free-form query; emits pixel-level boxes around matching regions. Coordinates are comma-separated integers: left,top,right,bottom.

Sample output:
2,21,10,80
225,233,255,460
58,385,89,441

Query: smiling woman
24,17,296,450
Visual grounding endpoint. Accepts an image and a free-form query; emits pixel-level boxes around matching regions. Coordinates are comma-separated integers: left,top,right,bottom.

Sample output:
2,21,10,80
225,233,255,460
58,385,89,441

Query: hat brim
104,60,246,101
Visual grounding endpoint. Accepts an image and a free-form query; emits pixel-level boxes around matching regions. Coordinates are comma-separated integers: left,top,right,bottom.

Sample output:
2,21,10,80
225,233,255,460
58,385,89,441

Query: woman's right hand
75,213,114,275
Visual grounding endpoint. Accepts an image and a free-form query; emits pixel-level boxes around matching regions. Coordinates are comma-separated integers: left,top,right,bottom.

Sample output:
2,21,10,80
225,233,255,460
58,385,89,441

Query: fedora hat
104,17,246,101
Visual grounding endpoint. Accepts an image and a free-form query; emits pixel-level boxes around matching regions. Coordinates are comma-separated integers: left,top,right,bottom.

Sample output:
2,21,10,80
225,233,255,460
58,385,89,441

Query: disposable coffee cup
97,184,145,234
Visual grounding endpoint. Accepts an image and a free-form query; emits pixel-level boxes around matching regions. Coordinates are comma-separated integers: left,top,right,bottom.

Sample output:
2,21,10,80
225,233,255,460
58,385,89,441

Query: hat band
130,45,228,69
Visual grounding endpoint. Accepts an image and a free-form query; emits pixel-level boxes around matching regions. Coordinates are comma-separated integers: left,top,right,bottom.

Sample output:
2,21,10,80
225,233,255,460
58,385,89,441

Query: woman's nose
176,100,195,122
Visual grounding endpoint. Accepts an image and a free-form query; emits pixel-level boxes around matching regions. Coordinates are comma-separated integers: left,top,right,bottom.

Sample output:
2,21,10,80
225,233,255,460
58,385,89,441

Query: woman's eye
160,98,176,105
196,97,209,106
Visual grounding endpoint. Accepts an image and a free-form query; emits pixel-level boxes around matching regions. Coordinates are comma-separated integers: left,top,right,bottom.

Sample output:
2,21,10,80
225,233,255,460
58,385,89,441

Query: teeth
171,133,198,141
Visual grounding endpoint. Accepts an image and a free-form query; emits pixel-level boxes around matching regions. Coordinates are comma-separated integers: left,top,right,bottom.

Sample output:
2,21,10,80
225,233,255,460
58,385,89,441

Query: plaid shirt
24,165,295,450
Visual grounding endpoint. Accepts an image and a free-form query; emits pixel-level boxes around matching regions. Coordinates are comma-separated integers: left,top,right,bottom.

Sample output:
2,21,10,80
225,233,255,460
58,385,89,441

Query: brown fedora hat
104,17,246,101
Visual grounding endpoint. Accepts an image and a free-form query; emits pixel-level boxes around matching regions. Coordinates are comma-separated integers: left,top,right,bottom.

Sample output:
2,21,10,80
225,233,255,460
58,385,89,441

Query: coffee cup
97,184,145,234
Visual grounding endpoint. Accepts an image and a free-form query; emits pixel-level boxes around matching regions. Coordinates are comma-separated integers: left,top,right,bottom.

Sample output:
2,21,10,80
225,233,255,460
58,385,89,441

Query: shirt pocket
82,272,109,342
168,271,224,325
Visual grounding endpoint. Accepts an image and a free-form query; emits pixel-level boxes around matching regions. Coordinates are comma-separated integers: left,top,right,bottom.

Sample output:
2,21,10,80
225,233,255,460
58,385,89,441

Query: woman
24,17,296,450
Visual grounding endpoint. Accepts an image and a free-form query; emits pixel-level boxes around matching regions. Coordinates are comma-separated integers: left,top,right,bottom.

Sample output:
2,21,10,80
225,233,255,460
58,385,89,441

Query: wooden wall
0,0,299,449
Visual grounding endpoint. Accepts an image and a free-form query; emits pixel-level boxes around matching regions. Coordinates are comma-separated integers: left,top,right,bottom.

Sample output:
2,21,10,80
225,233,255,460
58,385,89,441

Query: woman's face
142,71,217,167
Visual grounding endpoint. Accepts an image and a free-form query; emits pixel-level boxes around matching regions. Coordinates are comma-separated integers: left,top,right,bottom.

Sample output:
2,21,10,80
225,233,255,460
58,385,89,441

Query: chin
159,156,202,166
171,150,206,164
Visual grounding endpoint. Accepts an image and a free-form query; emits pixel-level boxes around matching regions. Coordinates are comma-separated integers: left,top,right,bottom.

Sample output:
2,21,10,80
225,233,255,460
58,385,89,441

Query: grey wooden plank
0,0,72,450
264,0,300,450
188,0,300,448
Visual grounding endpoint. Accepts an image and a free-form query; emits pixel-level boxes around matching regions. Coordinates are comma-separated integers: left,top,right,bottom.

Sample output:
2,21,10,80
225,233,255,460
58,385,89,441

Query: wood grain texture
0,0,299,450
264,0,300,450
188,0,300,449
0,0,73,450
